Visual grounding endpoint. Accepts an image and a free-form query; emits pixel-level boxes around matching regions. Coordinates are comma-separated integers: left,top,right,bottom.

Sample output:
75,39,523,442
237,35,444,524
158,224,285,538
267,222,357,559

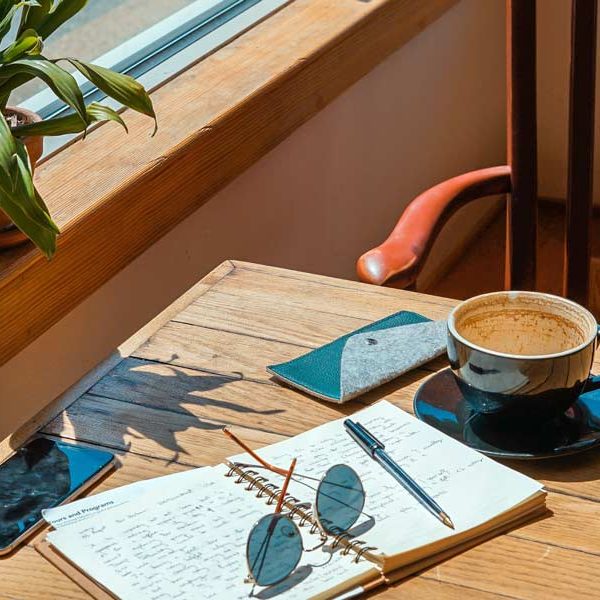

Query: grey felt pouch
267,311,447,403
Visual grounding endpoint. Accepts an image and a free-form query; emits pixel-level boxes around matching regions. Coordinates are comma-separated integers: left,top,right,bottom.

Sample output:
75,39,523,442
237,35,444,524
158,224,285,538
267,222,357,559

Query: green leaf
0,110,18,178
0,72,29,102
0,114,56,232
86,102,127,132
0,193,57,257
0,1,39,44
13,146,58,232
0,56,87,124
12,111,83,136
67,59,156,133
19,0,51,33
1,28,43,62
0,1,16,22
31,0,87,39
0,114,58,256
13,101,128,136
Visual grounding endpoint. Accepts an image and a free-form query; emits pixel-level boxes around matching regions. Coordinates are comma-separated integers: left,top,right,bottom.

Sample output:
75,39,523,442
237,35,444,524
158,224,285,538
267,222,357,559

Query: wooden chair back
508,0,597,304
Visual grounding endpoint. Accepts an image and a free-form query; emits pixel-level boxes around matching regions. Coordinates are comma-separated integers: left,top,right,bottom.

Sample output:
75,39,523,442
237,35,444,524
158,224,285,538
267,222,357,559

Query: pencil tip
441,513,455,529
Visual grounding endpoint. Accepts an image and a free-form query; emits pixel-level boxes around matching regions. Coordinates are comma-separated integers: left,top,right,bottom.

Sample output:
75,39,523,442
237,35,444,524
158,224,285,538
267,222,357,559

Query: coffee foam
453,293,595,356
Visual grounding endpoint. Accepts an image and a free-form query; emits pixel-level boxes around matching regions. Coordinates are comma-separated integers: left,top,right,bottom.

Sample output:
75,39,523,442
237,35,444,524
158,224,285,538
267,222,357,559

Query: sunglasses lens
316,464,365,535
247,514,302,587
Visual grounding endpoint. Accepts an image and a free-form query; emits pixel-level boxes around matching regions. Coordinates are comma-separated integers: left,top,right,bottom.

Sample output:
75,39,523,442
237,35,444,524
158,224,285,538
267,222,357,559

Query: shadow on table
46,356,286,463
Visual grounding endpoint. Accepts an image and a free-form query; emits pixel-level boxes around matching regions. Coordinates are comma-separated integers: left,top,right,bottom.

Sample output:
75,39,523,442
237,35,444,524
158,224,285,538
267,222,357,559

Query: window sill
0,0,455,366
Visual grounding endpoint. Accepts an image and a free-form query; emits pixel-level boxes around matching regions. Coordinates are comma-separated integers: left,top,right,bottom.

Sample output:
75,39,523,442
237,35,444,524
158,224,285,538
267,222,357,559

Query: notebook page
226,400,543,557
47,465,375,599
44,467,208,529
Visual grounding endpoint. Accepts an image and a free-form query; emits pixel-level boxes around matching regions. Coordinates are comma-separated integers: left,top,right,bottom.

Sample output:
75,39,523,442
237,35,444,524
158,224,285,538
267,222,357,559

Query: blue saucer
413,369,600,460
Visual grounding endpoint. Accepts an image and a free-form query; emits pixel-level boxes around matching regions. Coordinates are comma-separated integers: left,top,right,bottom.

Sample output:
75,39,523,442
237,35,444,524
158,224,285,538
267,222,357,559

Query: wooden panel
506,450,600,503
564,0,598,306
175,281,452,347
0,0,456,367
223,264,456,320
134,321,309,384
175,289,369,348
506,0,538,290
512,492,600,555
0,546,88,600
374,578,517,600
41,390,406,465
433,534,600,599
133,319,444,385
42,393,286,465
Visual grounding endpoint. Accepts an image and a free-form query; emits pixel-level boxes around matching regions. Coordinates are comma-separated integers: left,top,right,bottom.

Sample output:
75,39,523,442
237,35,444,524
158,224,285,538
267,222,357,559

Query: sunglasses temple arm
223,427,289,476
275,457,297,514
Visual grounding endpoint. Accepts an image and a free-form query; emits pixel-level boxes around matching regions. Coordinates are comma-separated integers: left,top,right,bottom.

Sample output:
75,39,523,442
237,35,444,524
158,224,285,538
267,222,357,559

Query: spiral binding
224,461,380,564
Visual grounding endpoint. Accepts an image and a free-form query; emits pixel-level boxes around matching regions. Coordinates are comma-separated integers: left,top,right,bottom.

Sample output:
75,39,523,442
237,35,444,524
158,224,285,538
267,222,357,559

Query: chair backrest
507,0,597,307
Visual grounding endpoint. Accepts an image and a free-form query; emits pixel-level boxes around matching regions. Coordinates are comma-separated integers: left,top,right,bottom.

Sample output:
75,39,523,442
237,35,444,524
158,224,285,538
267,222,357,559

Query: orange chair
357,0,597,308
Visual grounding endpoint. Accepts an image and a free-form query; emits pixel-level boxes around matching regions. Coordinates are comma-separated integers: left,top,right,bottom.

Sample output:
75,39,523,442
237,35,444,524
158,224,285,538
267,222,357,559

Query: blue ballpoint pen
344,419,455,529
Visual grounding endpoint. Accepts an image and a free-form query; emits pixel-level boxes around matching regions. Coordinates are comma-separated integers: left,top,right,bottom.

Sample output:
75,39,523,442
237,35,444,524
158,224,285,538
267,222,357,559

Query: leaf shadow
46,356,285,463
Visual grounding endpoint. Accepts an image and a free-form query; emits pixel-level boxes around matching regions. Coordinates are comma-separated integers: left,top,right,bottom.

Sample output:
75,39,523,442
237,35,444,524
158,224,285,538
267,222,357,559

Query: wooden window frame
0,0,455,366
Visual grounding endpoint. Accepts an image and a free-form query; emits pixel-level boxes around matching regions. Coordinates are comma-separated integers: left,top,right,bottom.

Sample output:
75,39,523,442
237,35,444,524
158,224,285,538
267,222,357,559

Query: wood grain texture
564,0,598,306
43,393,287,465
372,578,519,600
0,0,456,367
432,533,600,599
5,261,600,599
0,546,88,600
133,321,310,384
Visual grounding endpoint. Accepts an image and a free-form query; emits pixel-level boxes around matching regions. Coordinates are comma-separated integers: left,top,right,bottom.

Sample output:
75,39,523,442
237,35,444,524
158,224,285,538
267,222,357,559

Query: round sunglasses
245,463,365,587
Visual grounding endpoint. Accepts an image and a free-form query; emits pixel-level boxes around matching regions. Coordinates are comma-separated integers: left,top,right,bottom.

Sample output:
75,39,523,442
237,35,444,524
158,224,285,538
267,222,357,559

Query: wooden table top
2,260,600,599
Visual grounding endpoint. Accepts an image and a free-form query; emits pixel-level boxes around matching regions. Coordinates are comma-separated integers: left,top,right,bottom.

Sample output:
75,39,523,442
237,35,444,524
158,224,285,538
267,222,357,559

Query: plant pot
0,106,43,249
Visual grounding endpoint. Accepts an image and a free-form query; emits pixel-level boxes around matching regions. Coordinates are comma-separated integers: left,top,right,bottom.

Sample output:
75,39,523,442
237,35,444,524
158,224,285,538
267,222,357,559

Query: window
18,0,290,156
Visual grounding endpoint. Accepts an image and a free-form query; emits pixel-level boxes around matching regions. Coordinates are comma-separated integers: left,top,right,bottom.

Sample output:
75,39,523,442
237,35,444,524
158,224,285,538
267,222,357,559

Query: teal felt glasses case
267,311,447,403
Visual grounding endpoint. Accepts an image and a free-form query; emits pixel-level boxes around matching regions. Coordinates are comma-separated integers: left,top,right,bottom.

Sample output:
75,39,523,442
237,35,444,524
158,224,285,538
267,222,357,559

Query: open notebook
38,401,546,599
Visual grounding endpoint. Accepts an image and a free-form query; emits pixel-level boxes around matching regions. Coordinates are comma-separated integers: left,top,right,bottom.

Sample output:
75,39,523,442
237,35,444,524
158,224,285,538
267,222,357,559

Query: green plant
0,0,156,258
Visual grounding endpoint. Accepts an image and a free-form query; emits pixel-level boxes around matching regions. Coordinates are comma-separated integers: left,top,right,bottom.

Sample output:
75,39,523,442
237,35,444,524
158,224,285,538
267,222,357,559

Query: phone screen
0,437,114,552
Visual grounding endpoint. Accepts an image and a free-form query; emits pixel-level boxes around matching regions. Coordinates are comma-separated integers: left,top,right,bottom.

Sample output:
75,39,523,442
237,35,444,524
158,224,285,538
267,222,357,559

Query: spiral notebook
37,401,546,600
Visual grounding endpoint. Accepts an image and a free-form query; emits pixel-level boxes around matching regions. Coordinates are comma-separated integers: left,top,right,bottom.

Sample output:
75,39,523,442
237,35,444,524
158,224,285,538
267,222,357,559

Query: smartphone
0,436,115,555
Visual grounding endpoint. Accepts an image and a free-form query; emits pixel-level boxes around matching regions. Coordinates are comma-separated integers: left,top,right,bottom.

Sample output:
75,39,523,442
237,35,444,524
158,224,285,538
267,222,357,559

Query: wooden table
2,260,600,599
